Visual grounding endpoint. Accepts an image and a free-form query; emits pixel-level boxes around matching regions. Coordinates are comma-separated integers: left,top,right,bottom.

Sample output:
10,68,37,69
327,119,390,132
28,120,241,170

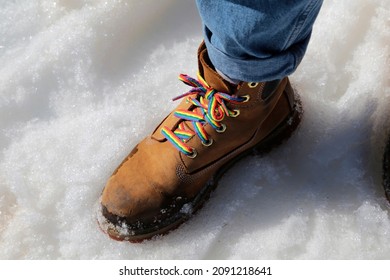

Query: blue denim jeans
196,0,323,82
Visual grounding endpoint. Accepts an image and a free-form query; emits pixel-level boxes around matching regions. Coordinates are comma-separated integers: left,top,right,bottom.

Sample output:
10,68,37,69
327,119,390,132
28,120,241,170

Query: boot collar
197,42,236,94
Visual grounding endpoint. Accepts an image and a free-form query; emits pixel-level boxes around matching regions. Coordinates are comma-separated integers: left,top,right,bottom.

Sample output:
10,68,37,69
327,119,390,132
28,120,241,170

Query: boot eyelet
231,109,240,117
216,123,226,133
241,95,250,103
186,149,197,159
201,139,213,147
248,82,258,88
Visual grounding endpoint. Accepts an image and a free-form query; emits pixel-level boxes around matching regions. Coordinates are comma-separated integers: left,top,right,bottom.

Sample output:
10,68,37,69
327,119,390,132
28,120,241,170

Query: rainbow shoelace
161,73,248,157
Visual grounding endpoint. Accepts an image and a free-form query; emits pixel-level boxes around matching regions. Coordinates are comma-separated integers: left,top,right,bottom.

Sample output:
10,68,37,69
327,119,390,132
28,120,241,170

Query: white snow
0,0,389,259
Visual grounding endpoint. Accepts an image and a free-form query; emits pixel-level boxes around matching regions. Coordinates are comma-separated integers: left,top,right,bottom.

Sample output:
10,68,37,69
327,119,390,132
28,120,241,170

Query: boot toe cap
99,175,165,236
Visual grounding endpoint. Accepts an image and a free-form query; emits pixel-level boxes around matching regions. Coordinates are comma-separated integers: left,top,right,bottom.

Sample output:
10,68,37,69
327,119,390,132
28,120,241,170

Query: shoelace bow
161,73,248,157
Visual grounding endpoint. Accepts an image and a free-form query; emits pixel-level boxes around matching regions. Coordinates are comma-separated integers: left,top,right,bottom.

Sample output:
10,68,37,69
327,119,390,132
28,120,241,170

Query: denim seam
283,0,318,50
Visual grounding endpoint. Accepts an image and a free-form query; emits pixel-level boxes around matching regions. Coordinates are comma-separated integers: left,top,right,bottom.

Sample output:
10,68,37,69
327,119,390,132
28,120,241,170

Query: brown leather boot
98,42,302,241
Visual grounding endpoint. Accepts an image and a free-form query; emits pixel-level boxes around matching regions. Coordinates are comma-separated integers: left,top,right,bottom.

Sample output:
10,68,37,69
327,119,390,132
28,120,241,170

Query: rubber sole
98,94,303,242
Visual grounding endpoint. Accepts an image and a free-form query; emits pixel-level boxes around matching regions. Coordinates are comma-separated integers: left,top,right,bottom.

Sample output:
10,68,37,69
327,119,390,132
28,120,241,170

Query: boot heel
252,92,303,155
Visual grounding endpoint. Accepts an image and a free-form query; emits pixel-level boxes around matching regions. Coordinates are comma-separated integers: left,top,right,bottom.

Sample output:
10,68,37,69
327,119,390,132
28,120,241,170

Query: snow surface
0,0,389,260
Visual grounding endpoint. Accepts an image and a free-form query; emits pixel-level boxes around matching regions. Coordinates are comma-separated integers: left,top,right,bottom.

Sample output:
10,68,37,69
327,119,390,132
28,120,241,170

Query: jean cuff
203,34,307,82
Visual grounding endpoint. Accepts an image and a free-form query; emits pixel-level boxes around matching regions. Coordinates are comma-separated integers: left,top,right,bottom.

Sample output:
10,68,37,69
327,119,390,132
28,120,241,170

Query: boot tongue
198,48,234,94
152,43,234,142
